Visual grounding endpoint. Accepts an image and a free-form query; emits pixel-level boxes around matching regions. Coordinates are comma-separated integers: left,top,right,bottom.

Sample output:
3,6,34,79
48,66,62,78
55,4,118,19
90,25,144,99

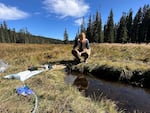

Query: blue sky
0,0,149,40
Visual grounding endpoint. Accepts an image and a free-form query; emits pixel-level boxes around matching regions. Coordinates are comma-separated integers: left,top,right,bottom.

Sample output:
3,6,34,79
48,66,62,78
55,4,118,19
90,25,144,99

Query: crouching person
72,32,91,63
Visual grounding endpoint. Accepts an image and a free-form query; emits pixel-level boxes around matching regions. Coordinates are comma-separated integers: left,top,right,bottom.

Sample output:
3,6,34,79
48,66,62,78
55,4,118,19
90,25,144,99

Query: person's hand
74,48,78,52
78,52,81,56
84,49,88,52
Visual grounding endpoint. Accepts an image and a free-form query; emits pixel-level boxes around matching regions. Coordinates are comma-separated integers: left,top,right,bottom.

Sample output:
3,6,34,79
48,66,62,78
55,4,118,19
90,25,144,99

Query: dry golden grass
0,43,121,113
89,43,150,71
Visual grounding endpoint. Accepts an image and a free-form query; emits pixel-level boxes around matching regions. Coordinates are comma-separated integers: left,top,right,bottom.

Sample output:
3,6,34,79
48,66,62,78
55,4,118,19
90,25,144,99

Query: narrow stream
64,72,150,113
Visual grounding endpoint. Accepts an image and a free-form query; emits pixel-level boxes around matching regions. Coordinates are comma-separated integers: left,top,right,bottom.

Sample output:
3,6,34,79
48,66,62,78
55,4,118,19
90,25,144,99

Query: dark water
64,73,150,113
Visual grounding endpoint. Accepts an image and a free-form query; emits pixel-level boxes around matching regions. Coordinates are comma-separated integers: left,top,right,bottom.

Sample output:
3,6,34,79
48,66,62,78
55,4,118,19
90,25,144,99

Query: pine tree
105,9,114,43
93,11,103,43
144,9,150,43
63,28,69,44
86,15,93,42
11,28,16,43
117,13,128,43
141,5,150,43
80,17,86,33
126,9,133,42
0,23,5,43
114,23,119,42
104,24,108,42
0,26,2,43
99,16,103,43
132,8,143,43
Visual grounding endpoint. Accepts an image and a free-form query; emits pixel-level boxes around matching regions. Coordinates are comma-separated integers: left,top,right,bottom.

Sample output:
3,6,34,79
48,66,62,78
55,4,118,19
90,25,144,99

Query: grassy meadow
89,43,150,71
1,43,150,113
0,43,122,113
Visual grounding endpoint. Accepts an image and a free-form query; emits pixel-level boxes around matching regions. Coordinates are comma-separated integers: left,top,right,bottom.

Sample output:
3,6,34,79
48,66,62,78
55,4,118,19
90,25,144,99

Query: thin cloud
0,3,29,20
75,18,83,25
75,17,87,26
43,0,89,18
34,12,41,15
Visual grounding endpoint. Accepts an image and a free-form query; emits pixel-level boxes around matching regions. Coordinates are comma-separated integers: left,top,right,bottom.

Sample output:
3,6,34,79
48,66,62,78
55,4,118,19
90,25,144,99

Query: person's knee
72,49,76,54
81,53,89,58
72,50,79,57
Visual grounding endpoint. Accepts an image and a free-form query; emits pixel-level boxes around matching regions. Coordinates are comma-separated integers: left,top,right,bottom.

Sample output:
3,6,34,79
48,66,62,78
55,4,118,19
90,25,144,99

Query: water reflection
65,72,150,113
64,73,88,91
86,77,150,113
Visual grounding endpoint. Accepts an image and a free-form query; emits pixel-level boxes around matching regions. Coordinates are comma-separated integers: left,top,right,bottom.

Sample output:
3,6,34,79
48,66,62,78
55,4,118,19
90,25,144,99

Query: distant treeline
78,4,150,43
0,4,150,44
0,21,63,44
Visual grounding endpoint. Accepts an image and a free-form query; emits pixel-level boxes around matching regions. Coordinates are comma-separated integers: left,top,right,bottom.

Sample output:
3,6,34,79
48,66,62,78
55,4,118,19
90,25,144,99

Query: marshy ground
1,43,150,113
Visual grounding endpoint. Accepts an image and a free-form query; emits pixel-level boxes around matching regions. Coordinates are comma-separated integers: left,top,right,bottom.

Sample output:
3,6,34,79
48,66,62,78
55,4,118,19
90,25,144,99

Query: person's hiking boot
74,58,81,64
84,60,88,63
84,58,88,63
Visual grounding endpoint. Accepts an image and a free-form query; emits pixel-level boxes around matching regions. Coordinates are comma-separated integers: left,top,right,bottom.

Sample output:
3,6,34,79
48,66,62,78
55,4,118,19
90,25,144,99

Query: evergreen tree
117,13,128,43
86,15,93,42
63,28,69,44
0,21,63,44
126,9,133,42
141,5,150,43
144,9,150,43
0,26,2,42
104,24,108,42
80,17,86,33
93,11,103,43
132,8,143,43
104,9,114,43
99,16,103,43
114,23,119,42
11,28,16,43
0,23,5,43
